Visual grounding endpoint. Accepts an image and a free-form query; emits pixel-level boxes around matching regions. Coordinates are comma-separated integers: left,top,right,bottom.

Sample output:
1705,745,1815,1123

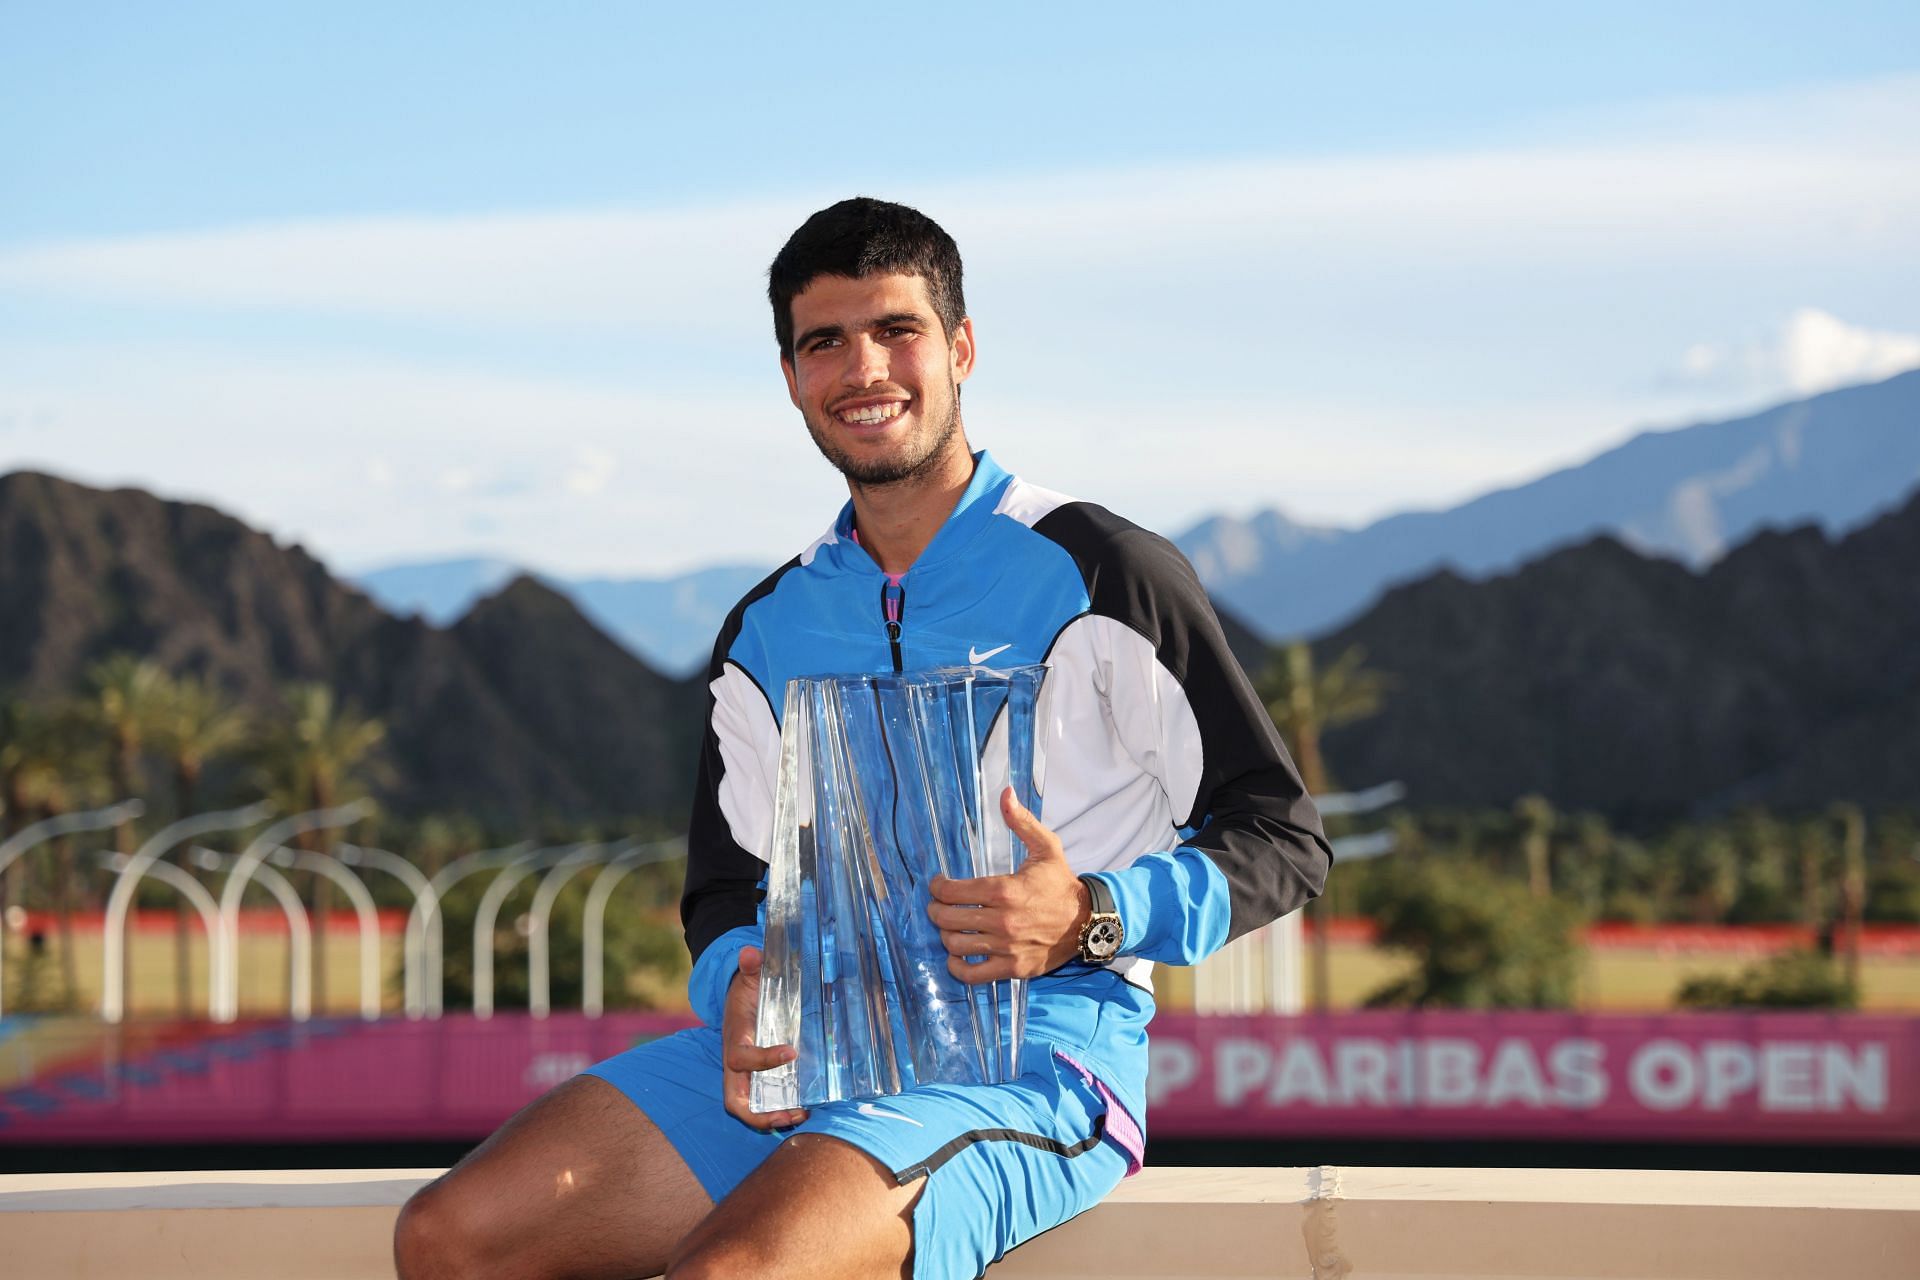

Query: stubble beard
807,379,963,490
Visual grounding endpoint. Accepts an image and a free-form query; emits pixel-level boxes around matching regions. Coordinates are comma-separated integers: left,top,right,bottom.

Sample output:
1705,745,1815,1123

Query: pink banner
1144,1011,1920,1145
1,1010,1914,1147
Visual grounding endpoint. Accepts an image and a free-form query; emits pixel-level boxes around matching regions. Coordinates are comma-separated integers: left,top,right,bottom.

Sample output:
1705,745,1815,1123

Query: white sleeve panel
1040,614,1206,871
993,477,1078,527
1057,614,1205,821
710,663,780,865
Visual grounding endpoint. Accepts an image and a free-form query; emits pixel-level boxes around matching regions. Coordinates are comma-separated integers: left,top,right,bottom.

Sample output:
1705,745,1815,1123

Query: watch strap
1080,873,1117,920
1076,873,1123,963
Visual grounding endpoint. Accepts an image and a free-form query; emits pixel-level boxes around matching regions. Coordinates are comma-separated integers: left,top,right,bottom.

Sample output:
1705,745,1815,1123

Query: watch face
1086,919,1122,959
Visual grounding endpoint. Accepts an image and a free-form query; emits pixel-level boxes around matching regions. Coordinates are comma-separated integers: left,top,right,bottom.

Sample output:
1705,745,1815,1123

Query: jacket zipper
881,579,906,672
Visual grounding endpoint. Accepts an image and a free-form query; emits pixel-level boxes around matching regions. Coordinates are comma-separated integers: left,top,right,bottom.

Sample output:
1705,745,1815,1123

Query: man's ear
780,353,801,409
950,316,977,385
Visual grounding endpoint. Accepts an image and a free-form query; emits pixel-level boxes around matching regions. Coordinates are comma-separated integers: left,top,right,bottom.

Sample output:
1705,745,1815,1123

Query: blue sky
2,3,1918,575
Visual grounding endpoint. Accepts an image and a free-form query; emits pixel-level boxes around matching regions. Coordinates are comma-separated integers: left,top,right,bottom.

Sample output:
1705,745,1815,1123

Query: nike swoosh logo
856,1102,924,1126
968,643,1013,665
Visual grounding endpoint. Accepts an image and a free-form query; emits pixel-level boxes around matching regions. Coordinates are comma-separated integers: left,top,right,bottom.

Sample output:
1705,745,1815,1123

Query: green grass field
1123,939,1920,1013
1,928,410,1018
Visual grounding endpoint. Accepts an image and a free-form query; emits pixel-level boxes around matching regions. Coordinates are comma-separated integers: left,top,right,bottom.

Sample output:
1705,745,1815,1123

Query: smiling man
393,198,1331,1280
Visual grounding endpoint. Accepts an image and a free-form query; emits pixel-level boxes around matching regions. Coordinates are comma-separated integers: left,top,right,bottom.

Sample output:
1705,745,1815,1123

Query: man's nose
842,335,889,387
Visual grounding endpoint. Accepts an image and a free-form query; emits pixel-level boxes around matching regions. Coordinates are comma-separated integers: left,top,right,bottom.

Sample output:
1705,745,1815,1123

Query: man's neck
847,442,977,576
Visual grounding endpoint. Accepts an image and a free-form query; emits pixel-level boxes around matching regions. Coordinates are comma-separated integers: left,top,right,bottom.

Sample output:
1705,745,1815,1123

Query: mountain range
354,558,764,676
0,471,703,824
1315,487,1920,824
3,376,1913,826
1176,370,1920,639
354,372,1920,664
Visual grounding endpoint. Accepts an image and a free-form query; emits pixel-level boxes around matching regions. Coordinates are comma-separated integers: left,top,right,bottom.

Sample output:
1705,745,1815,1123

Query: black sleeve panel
679,557,797,966
1031,503,1332,942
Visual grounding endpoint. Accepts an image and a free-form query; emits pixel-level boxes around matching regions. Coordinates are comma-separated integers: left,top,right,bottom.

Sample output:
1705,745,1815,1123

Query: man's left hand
927,788,1090,984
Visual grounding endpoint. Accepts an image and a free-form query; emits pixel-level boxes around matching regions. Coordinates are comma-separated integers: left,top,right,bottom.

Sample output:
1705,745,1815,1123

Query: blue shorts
583,1025,1130,1279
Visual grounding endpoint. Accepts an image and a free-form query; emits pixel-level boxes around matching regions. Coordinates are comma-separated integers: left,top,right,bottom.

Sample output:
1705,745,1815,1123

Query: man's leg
667,1133,919,1280
394,1074,711,1280
670,1050,1127,1280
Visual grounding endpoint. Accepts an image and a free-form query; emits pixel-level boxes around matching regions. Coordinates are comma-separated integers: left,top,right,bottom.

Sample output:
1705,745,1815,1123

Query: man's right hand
722,944,808,1130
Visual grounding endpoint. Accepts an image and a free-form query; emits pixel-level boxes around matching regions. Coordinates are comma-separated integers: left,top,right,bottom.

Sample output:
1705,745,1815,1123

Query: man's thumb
738,944,763,977
1002,788,1060,857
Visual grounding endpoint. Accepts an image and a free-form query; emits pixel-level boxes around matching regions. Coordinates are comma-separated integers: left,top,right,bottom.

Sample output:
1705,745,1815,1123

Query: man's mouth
835,400,907,426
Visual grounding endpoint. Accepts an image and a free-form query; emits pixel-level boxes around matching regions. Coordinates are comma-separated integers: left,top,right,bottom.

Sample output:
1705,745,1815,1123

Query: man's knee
663,1235,745,1280
393,1177,497,1280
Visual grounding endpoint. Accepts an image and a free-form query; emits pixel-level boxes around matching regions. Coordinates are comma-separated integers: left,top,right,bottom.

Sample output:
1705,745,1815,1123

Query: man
395,199,1329,1279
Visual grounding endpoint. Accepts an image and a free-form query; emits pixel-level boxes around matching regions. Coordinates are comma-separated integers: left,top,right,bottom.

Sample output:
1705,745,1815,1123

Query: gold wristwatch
1075,874,1124,964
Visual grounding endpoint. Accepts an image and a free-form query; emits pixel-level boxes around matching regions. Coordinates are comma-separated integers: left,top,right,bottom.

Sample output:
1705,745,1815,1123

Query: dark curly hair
768,197,966,359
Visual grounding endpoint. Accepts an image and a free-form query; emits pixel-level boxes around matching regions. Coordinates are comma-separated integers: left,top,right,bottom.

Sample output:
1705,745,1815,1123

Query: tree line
1256,639,1916,1009
0,655,387,1013
4,643,1910,1015
0,654,687,1017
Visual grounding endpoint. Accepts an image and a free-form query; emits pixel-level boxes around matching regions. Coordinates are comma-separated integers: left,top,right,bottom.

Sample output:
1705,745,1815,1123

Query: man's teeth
840,402,904,425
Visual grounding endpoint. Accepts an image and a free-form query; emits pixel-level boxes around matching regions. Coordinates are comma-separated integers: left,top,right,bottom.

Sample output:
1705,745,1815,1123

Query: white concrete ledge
0,1169,431,1279
1026,1166,1920,1278
1,1165,1916,1278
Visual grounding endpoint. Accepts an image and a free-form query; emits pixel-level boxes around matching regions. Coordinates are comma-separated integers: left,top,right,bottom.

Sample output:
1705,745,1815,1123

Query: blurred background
1,2,1915,1176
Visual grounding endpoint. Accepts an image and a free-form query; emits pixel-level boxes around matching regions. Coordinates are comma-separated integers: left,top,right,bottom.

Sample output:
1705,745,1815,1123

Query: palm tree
152,674,253,822
0,698,56,948
2,702,110,1009
84,654,171,852
1681,829,1741,924
149,672,254,1016
1798,820,1831,932
1833,804,1867,989
252,683,386,1012
253,683,386,817
1565,813,1612,918
1255,641,1391,1009
1515,795,1555,900
1255,642,1390,796
1,696,41,843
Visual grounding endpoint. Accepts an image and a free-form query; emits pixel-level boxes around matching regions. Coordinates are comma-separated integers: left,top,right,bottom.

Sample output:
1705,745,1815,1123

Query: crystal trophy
752,664,1047,1112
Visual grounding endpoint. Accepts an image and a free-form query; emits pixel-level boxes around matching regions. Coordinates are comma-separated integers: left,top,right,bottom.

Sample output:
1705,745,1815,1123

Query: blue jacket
680,451,1330,1129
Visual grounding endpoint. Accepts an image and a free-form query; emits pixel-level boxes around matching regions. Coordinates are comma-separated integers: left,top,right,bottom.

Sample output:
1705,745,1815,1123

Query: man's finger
725,1079,808,1128
927,900,1002,930
726,1042,797,1074
750,1109,810,1129
930,874,1007,906
940,928,995,956
949,952,1011,984
728,1096,809,1130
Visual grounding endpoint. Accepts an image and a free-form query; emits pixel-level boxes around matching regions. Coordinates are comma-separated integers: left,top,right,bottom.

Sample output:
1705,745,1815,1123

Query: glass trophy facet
752,664,1047,1112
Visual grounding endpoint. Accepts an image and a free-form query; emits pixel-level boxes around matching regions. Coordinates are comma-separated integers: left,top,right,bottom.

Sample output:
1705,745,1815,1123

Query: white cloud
0,76,1917,570
0,342,837,576
1778,309,1920,394
564,446,616,495
1673,308,1920,397
0,335,1658,573
0,77,1913,341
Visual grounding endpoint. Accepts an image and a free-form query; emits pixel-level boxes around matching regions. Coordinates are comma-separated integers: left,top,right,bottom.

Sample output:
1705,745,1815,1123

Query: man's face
781,272,975,487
